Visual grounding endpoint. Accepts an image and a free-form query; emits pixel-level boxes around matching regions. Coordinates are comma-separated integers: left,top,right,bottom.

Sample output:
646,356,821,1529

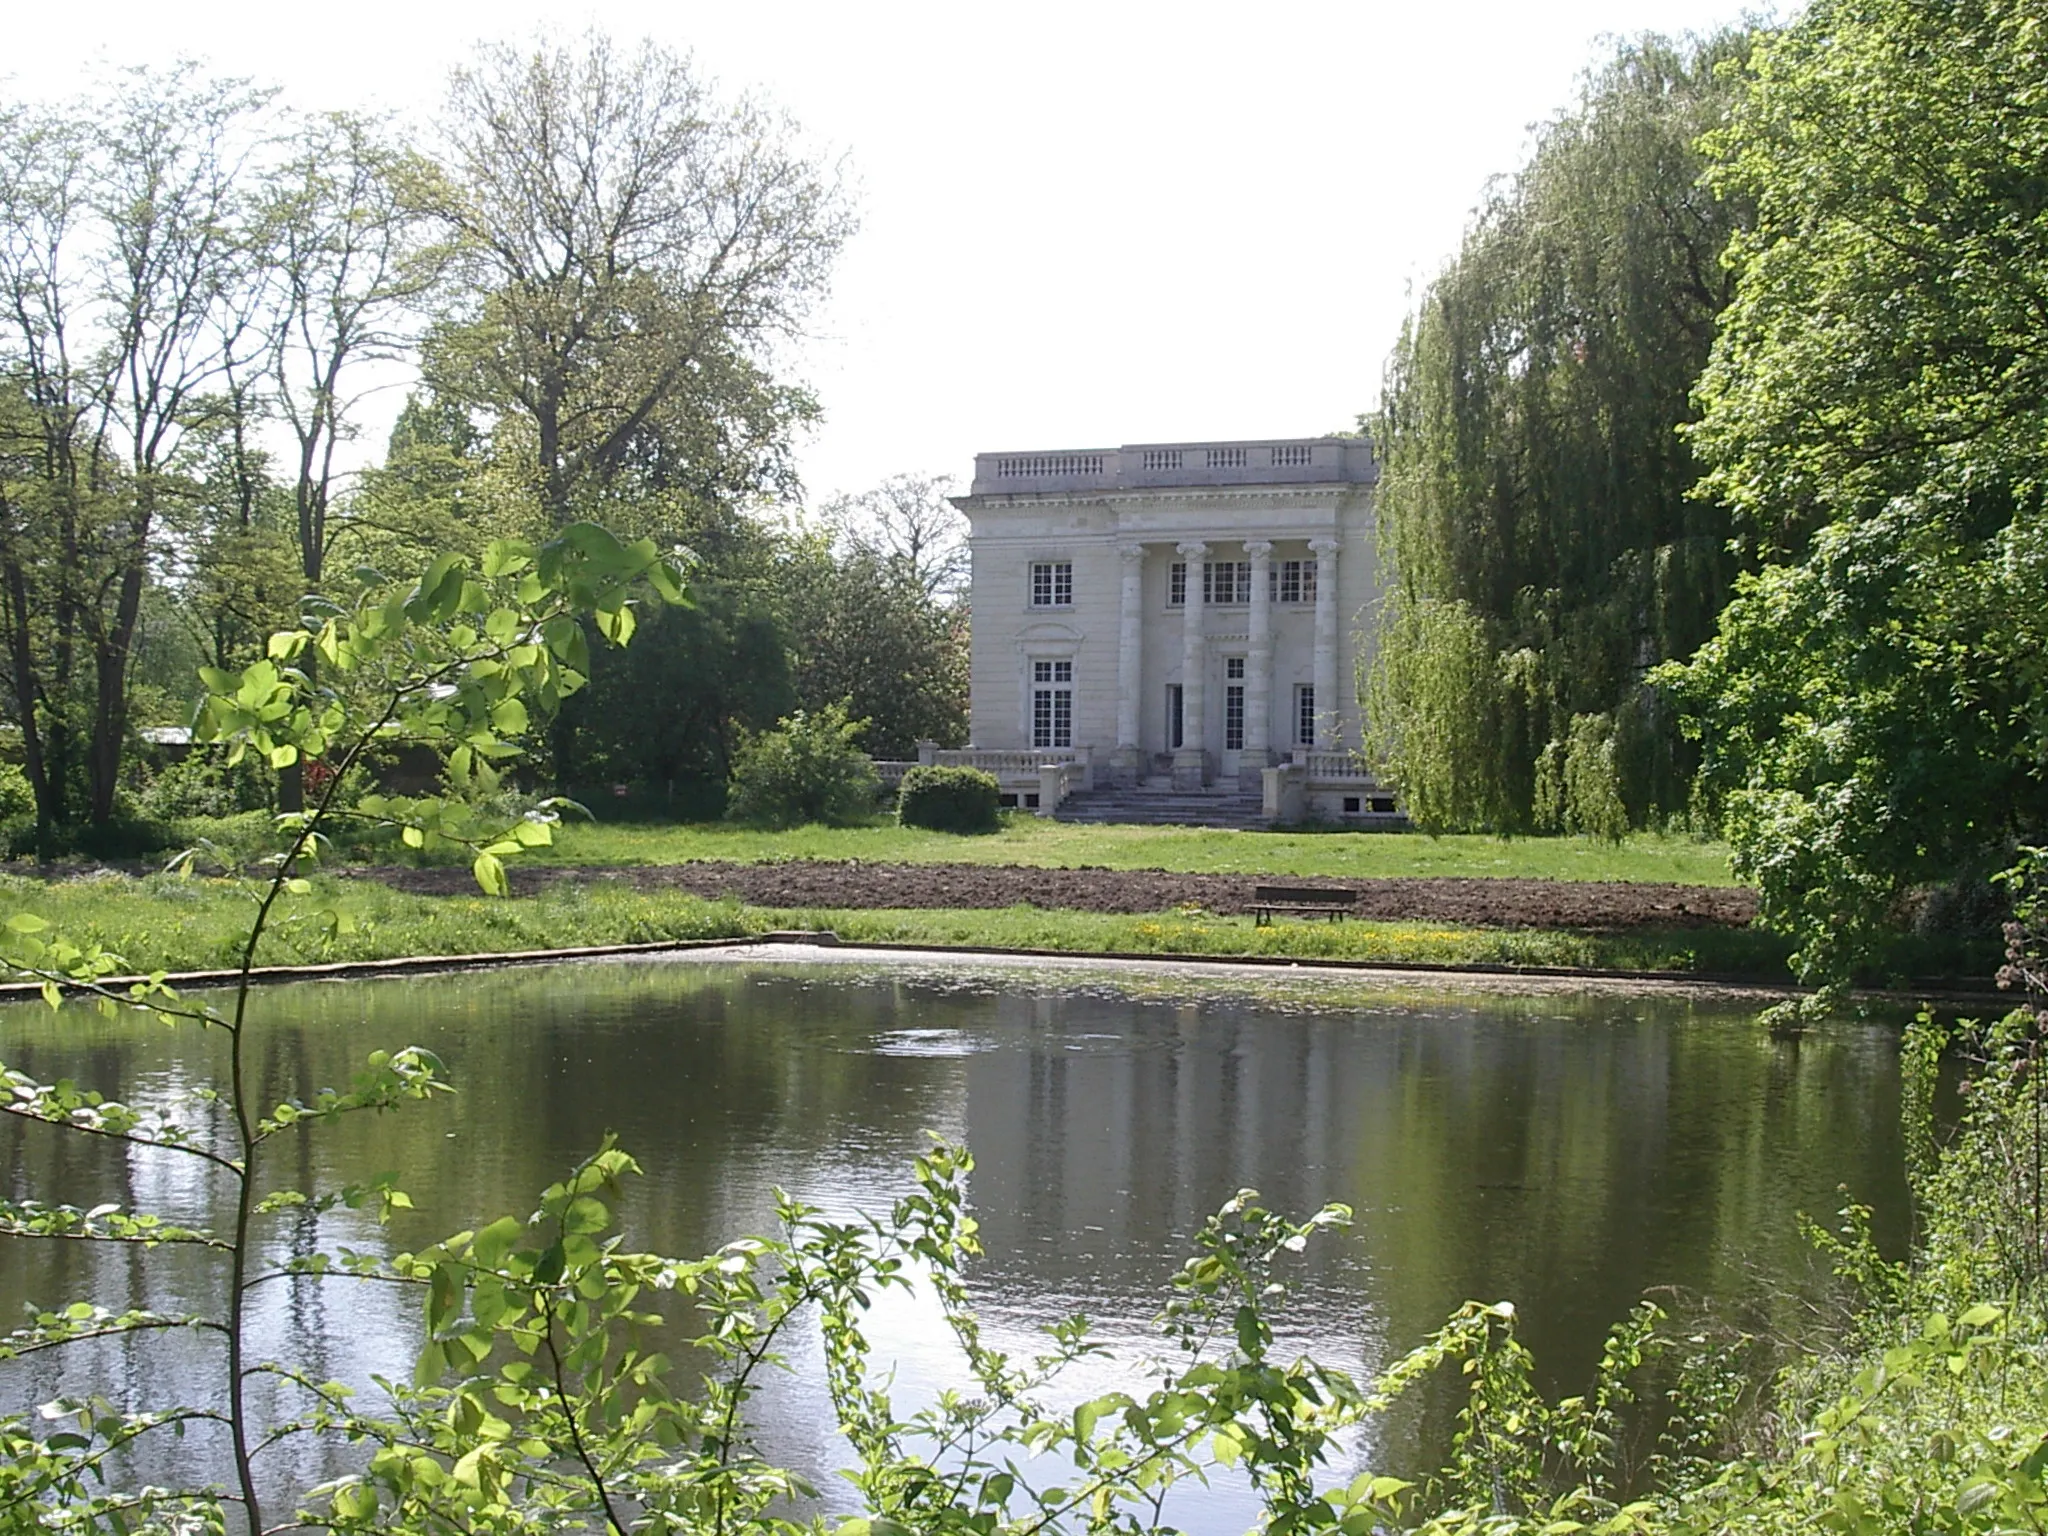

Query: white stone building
925,437,1398,824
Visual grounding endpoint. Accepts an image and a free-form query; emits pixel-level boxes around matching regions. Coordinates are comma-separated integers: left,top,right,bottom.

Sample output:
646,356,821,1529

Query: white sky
12,0,1759,505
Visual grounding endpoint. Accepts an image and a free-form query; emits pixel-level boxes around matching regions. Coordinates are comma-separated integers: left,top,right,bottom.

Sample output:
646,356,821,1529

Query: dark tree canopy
1366,32,1752,835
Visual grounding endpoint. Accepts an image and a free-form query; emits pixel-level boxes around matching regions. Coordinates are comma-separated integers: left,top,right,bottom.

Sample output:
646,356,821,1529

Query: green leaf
489,697,529,735
6,913,49,934
472,1216,524,1271
531,1241,565,1286
472,852,509,899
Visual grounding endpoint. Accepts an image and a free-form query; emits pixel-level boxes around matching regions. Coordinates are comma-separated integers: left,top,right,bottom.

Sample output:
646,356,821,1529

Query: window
1030,561,1072,608
1165,684,1184,749
1224,657,1245,751
1032,659,1073,748
1203,561,1251,605
1168,562,1187,606
1295,684,1316,747
1270,559,1317,604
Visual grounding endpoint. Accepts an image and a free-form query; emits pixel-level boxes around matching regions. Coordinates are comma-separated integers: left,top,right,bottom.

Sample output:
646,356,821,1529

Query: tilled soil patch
354,860,1755,931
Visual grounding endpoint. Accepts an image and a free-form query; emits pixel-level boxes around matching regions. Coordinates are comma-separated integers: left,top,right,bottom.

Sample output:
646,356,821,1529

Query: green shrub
897,764,1000,834
0,814,178,862
0,764,33,823
725,702,880,828
136,749,273,820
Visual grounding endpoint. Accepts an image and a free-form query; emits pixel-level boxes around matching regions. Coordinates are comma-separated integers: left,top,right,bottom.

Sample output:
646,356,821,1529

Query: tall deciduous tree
1660,0,2048,988
819,472,968,603
0,68,272,828
416,31,854,531
1366,33,1751,834
258,111,442,807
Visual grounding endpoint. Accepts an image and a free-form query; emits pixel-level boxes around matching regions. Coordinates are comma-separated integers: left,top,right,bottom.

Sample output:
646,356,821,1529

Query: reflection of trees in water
0,965,1904,1497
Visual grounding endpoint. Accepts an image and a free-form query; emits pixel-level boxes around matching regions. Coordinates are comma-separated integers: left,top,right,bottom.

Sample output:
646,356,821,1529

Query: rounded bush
897,765,1000,835
726,703,881,828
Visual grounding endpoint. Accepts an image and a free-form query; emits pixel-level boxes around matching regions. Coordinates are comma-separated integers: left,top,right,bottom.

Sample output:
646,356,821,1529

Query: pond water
0,951,1909,1527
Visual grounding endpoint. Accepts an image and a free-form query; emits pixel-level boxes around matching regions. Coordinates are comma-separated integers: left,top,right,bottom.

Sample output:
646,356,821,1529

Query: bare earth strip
354,860,1756,931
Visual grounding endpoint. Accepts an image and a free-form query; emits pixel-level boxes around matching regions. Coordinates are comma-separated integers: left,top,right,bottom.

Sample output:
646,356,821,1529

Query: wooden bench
1249,885,1357,926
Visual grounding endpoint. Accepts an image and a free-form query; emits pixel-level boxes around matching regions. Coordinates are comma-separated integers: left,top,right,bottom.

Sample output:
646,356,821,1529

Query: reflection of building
936,439,1399,824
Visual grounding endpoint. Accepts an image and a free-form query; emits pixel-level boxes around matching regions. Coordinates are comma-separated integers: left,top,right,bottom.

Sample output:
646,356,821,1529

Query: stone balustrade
970,438,1377,497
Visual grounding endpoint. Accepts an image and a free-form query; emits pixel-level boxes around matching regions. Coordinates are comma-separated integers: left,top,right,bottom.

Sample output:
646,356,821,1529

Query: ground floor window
1165,683,1184,749
1032,659,1073,748
1224,657,1245,750
1295,684,1316,746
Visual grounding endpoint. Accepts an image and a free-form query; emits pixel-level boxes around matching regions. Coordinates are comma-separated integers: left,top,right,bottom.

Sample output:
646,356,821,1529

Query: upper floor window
1270,559,1318,604
1204,561,1251,605
1168,562,1187,606
1030,561,1072,607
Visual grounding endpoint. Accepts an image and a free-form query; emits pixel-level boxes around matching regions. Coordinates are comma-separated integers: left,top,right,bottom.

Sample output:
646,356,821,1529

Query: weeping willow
1366,33,1752,834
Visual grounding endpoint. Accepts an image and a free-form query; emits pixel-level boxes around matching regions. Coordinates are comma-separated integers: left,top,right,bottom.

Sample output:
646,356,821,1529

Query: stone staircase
1052,778,1269,829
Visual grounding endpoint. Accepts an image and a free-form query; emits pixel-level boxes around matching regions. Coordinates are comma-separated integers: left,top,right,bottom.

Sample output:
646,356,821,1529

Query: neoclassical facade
948,437,1392,819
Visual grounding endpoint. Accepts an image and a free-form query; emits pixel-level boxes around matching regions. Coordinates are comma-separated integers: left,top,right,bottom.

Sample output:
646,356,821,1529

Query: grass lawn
522,817,1741,886
0,870,1784,982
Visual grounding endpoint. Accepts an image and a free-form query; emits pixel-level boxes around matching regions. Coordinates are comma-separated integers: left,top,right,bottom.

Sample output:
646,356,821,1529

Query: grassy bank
0,870,1791,981
164,812,1740,885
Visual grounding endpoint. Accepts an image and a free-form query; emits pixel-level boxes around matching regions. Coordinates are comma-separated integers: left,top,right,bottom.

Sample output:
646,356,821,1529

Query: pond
0,950,1908,1527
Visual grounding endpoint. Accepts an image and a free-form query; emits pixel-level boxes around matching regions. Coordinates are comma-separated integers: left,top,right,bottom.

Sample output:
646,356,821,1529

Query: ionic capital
1308,536,1340,557
1243,539,1274,559
1175,540,1209,559
1118,542,1146,564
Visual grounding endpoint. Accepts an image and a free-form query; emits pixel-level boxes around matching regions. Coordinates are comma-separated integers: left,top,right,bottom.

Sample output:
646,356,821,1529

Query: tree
416,31,853,531
256,111,444,808
0,68,273,830
1660,0,2048,989
820,471,968,602
778,519,969,761
1367,33,1751,833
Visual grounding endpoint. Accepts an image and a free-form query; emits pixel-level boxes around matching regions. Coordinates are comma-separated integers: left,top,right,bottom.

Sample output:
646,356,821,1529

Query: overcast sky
10,0,1762,504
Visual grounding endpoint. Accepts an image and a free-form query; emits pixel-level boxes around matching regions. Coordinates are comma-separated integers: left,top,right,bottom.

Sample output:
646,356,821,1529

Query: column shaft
1244,539,1273,788
1310,537,1340,751
1112,544,1145,785
1173,540,1209,789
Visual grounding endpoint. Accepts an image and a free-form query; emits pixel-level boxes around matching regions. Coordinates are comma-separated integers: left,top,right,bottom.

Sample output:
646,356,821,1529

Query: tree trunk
87,532,148,825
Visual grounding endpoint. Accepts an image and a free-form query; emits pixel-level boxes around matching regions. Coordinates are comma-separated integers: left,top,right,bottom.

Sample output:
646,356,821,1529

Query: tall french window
1167,562,1187,606
1165,684,1184,749
1032,659,1073,748
1295,684,1316,746
1224,657,1246,750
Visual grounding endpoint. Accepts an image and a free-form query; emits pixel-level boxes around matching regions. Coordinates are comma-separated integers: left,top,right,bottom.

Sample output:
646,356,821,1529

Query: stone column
1173,540,1208,789
1243,539,1273,791
1310,536,1340,751
1111,543,1145,786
